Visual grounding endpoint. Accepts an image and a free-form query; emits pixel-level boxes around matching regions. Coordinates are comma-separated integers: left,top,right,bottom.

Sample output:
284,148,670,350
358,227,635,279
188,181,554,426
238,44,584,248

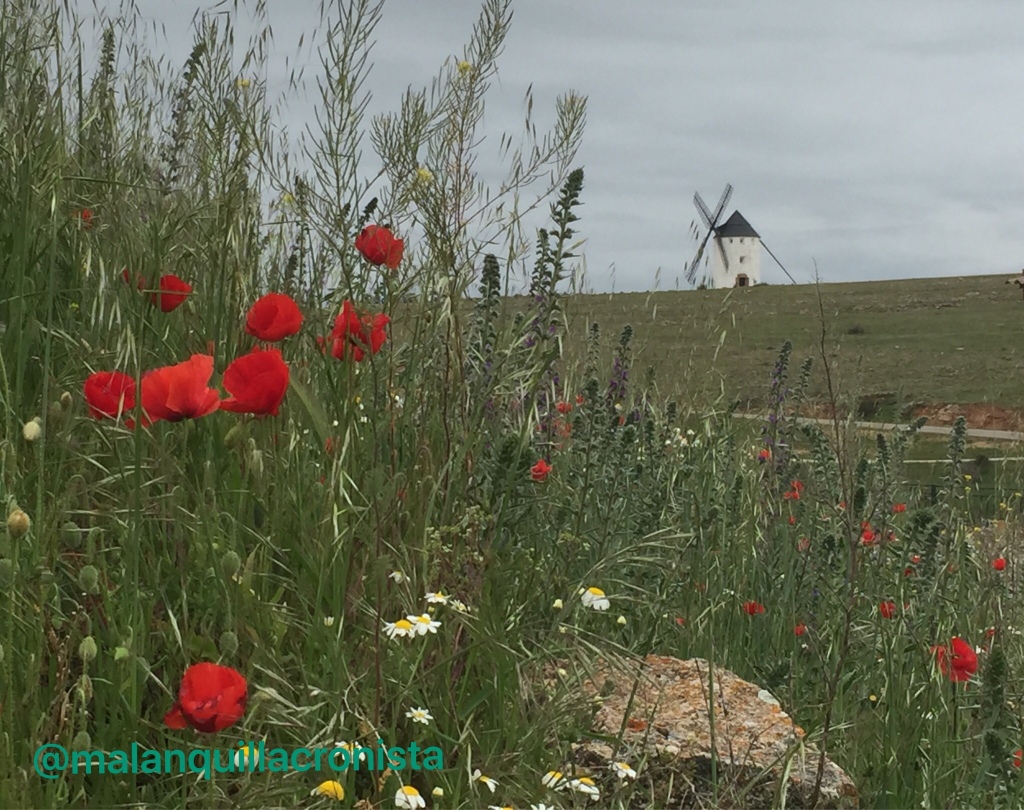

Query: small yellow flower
395,785,425,809
312,780,345,800
612,761,637,780
869,694,877,703
964,474,972,481
473,769,498,793
236,77,251,88
384,618,414,640
457,60,473,74
617,615,627,626
552,598,564,610
431,787,444,798
406,706,433,725
416,166,434,183
22,419,42,442
581,586,610,611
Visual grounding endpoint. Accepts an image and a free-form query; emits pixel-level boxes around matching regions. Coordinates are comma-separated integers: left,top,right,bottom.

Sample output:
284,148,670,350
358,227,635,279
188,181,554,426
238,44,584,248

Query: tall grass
1,1,1023,808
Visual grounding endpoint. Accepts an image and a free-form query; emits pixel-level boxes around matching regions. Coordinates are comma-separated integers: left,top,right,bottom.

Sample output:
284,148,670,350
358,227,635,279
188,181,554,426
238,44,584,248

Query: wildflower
675,617,686,627
879,601,896,620
581,587,610,611
220,347,290,416
355,224,404,269
794,623,807,636
457,60,473,74
567,777,600,800
993,557,1007,572
395,785,426,809
141,355,220,423
330,300,390,362
931,637,978,683
788,515,796,525
542,770,567,789
150,273,192,313
408,614,441,635
425,592,449,604
782,480,804,500
531,459,552,482
389,571,407,584
1014,749,1023,769
552,598,564,610
22,419,42,442
384,619,415,640
450,599,469,613
797,537,810,552
617,615,627,625
415,166,434,183
163,662,247,733
406,707,433,725
323,616,335,627
612,761,637,780
473,769,498,793
964,474,972,481
73,208,93,229
743,601,765,616
431,787,444,798
7,508,31,538
910,554,921,564
332,741,368,764
235,743,260,769
84,370,139,425
861,523,877,545
236,77,251,88
556,400,573,414
312,780,345,800
757,448,771,462
892,502,906,513
245,293,303,342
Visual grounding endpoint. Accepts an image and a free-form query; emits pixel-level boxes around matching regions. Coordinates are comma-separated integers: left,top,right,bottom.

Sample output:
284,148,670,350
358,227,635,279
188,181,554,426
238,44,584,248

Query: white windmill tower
686,184,796,288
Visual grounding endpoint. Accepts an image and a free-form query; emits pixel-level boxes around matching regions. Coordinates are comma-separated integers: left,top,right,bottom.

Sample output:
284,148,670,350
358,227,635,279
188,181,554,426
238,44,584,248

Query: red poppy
556,401,573,414
220,348,290,416
879,601,896,620
783,481,803,501
329,300,390,362
355,224,404,269
84,371,137,422
931,637,978,683
245,293,303,342
121,268,146,290
861,523,877,545
141,355,220,423
892,503,906,514
904,566,914,578
993,557,1007,572
797,537,810,552
531,459,552,482
150,274,192,313
742,601,765,616
757,448,771,463
675,617,687,627
788,515,796,525
576,394,585,405
910,554,921,564
164,662,247,733
73,208,93,230
1014,749,1023,769
794,623,807,636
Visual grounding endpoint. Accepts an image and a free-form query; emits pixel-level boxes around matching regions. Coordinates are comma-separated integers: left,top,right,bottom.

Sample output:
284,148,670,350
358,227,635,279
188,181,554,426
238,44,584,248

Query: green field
540,274,1024,409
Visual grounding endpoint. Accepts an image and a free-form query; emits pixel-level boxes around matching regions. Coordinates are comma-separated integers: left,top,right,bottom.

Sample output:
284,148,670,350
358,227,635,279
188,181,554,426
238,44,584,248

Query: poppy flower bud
78,564,100,594
22,419,42,442
60,391,73,410
77,674,93,701
219,631,239,657
78,636,98,663
0,559,14,589
221,550,242,580
61,521,80,546
7,508,30,538
72,731,91,751
224,423,247,449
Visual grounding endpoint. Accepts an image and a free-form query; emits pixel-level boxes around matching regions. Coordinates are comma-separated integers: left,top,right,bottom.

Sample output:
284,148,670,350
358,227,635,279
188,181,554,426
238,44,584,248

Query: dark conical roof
716,210,759,239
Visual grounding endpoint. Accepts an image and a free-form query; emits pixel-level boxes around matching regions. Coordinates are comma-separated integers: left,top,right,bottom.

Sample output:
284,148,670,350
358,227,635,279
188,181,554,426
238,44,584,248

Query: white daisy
408,614,441,635
450,599,470,613
425,591,449,604
311,780,345,800
406,707,434,725
234,743,259,769
542,770,567,789
580,586,610,611
395,785,426,809
612,761,637,780
384,618,415,640
332,741,368,763
473,769,498,793
389,571,407,583
323,616,336,627
568,777,601,800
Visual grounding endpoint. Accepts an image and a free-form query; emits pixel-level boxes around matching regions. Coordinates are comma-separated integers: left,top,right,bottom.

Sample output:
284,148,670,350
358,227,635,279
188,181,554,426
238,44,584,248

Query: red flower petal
245,293,303,342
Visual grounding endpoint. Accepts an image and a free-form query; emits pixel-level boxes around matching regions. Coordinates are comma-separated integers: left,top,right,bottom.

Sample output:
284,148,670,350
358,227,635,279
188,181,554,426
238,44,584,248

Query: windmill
686,184,733,286
687,184,798,288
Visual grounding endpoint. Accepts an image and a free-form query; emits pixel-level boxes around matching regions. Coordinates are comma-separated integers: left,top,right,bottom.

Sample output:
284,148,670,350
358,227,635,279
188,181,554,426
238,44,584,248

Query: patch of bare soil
784,402,1024,433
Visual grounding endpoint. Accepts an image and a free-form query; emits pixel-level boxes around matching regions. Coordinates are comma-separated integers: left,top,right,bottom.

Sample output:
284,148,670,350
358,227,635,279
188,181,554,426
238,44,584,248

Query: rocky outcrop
566,655,857,809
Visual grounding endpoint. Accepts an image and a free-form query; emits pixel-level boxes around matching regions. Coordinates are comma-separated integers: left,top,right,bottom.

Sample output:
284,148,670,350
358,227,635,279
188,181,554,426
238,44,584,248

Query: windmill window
739,256,746,264
739,238,744,244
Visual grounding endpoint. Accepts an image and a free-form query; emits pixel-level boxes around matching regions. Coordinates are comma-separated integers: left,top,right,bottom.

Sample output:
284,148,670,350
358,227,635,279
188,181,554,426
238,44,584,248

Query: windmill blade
710,183,733,225
715,235,729,271
694,193,714,230
762,239,798,285
686,227,714,284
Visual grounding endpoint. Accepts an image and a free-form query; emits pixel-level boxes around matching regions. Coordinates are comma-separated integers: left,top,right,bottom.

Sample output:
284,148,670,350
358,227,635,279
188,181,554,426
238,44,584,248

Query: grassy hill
543,273,1024,410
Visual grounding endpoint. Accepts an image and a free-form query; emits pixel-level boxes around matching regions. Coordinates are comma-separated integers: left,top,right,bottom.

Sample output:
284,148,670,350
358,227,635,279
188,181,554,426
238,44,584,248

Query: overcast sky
93,0,1024,293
